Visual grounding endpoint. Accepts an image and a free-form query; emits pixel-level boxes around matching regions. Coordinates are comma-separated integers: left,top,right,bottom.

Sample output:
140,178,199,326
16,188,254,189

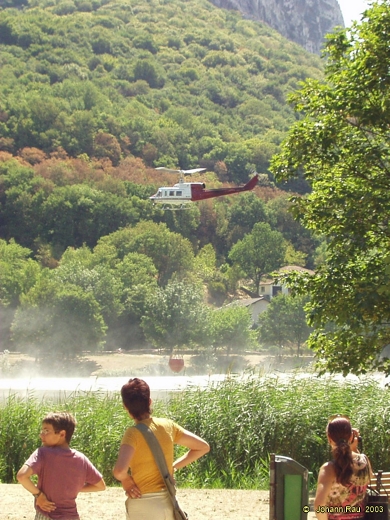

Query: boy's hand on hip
37,492,56,512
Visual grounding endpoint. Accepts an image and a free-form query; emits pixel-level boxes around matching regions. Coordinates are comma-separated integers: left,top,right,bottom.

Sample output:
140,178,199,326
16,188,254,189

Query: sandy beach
0,484,317,520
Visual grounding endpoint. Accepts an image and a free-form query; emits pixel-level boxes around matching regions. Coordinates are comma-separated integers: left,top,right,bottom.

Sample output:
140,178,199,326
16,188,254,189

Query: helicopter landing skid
161,203,190,211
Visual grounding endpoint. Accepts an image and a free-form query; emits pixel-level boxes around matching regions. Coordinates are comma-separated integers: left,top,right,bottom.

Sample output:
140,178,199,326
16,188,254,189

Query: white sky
337,0,370,27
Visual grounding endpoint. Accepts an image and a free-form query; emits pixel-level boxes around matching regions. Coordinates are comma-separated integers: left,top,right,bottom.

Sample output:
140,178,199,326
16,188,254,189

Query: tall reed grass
1,374,390,489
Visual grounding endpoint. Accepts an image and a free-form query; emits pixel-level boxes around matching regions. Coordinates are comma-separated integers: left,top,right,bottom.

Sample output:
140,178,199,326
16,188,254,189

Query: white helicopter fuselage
150,182,204,205
149,171,258,209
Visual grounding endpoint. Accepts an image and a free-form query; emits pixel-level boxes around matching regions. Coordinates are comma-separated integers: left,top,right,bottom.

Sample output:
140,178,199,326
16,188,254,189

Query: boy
17,412,106,520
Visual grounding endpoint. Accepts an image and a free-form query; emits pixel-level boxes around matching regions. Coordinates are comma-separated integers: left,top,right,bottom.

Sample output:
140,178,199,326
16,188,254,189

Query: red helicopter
150,167,259,210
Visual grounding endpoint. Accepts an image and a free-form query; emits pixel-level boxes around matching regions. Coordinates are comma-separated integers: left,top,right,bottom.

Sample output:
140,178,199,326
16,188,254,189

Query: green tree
265,195,317,267
39,184,144,252
225,191,267,248
228,222,287,295
258,294,311,356
0,239,40,307
133,60,160,88
140,280,210,352
193,244,217,282
258,295,290,351
283,242,307,267
12,274,106,360
285,295,312,356
161,202,200,245
114,252,158,318
0,160,49,249
271,1,390,375
53,252,124,323
210,304,255,356
0,239,41,350
104,252,159,351
133,33,158,54
98,222,195,285
0,0,323,165
223,143,253,184
55,245,159,350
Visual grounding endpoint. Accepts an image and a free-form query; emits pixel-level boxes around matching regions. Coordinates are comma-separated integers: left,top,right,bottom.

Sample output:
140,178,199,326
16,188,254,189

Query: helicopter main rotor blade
182,168,207,175
155,167,181,174
155,167,207,175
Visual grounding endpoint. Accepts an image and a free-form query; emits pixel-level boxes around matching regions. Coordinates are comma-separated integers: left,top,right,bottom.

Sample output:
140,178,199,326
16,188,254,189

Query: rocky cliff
208,0,344,54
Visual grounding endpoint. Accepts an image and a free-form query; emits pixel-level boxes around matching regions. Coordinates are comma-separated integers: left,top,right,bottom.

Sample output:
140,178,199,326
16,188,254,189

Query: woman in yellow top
113,377,210,520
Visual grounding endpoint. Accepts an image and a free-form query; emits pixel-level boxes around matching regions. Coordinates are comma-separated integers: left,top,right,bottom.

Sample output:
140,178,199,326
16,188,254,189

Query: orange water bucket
168,356,185,373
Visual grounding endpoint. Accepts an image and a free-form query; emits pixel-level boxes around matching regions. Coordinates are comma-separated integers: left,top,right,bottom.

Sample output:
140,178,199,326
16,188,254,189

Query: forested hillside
0,0,326,365
0,0,323,181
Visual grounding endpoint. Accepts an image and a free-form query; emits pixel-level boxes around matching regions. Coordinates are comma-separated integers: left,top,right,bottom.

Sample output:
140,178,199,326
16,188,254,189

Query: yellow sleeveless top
121,417,184,494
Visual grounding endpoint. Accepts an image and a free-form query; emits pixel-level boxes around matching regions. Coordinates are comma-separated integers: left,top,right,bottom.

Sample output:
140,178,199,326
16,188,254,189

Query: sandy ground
0,485,316,520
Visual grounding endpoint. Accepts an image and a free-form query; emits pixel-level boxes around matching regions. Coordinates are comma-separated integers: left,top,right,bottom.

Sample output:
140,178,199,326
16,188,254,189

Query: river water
1,353,387,402
2,371,384,403
0,374,227,401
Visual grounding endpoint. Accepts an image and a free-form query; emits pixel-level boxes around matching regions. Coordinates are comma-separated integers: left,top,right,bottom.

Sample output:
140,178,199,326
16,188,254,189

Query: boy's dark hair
42,412,76,443
121,378,151,421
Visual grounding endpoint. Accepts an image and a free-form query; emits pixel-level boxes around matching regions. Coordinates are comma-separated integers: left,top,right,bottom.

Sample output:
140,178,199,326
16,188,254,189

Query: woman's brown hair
327,417,353,486
121,378,151,421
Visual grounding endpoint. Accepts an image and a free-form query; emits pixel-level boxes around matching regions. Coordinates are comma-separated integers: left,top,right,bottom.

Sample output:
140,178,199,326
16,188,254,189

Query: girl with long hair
314,415,372,520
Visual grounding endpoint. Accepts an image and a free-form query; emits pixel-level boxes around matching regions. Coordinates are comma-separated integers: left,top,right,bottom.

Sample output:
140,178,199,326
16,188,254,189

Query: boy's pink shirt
25,446,102,519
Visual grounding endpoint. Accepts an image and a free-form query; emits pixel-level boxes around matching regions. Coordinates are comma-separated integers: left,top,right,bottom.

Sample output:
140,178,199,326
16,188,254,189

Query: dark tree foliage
0,0,323,176
271,1,390,375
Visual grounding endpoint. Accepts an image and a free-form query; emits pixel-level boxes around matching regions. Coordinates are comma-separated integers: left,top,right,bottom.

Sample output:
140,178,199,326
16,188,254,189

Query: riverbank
1,350,314,379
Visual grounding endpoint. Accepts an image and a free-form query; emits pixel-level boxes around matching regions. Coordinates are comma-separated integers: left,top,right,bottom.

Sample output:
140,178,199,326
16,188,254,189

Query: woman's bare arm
314,462,335,520
113,444,141,498
173,429,210,471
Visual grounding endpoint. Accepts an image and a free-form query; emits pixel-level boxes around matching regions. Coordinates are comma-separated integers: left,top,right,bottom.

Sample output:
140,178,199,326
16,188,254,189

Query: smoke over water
0,349,314,401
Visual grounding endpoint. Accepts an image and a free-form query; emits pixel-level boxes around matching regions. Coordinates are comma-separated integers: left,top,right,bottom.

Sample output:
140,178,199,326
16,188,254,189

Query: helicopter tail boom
191,173,258,201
